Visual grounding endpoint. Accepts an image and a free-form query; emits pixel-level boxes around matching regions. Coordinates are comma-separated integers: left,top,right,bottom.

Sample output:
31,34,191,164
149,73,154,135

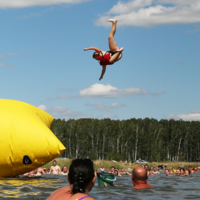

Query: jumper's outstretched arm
84,46,102,53
99,65,106,81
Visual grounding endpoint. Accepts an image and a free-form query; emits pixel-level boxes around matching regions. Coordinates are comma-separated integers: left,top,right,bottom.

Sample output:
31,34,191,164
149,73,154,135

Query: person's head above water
46,159,96,200
153,167,157,172
185,170,190,176
144,165,149,171
132,166,147,181
62,166,68,173
68,159,95,195
131,166,153,189
114,169,119,176
53,160,57,166
110,166,115,173
165,169,171,176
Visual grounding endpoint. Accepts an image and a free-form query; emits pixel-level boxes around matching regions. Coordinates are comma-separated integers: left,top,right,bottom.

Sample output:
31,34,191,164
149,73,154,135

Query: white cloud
49,106,82,118
38,104,47,111
156,0,199,5
85,102,125,110
95,0,200,27
0,0,90,9
111,102,125,108
0,63,16,68
107,0,153,14
38,104,91,119
79,83,148,98
166,109,200,121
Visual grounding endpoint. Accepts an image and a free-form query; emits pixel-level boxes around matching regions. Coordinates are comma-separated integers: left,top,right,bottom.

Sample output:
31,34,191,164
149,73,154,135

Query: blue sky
1,0,200,121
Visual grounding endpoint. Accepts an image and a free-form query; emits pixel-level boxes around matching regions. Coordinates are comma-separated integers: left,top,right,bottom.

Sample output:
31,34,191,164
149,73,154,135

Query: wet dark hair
53,160,57,163
68,159,94,195
110,166,115,170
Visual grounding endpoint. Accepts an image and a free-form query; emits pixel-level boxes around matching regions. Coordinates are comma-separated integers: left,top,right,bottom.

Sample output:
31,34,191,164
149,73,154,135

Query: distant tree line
50,118,200,162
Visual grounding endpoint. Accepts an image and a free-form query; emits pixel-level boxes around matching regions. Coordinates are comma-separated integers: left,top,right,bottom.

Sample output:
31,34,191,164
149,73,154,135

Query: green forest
50,118,200,162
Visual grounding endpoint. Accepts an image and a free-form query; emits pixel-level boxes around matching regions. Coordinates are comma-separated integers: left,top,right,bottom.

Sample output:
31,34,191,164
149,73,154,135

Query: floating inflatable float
0,99,66,177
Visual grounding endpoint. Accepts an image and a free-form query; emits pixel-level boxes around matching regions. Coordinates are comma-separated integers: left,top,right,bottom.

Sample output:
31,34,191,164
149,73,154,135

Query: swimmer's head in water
68,159,95,195
185,170,190,176
144,165,149,170
132,167,147,181
53,160,57,166
110,166,115,172
114,169,119,175
62,166,68,173
165,169,169,174
153,167,157,171
93,52,99,60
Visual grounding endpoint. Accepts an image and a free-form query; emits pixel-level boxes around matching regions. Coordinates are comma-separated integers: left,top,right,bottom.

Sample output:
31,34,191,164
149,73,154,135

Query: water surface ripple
0,172,199,199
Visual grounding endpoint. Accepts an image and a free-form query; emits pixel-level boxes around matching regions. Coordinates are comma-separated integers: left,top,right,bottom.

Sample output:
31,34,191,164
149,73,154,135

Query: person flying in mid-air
84,19,124,81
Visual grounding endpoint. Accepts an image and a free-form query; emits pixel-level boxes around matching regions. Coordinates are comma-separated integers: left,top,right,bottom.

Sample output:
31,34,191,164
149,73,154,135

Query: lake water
0,172,200,200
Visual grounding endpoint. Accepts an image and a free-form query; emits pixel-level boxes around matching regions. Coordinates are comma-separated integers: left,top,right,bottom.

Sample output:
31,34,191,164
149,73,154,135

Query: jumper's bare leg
108,19,119,51
109,47,124,63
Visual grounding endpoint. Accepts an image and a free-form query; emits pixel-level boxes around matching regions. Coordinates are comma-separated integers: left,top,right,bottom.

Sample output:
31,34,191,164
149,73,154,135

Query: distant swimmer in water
131,166,153,189
185,170,190,177
50,160,61,175
176,169,181,176
144,165,150,176
61,166,68,175
99,165,105,173
109,166,115,174
84,19,124,81
165,169,171,176
35,167,46,176
114,169,121,176
153,167,160,174
120,168,131,176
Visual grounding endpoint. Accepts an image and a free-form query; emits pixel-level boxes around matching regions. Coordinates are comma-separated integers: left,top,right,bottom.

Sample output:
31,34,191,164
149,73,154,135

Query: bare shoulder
47,186,71,200
101,51,107,55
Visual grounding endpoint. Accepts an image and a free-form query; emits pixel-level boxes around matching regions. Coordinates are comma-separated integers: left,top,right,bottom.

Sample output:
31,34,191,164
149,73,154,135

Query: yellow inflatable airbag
0,99,66,177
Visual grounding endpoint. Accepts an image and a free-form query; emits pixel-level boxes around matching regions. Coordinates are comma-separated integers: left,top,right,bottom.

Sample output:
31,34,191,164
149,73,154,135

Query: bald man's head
132,166,148,181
